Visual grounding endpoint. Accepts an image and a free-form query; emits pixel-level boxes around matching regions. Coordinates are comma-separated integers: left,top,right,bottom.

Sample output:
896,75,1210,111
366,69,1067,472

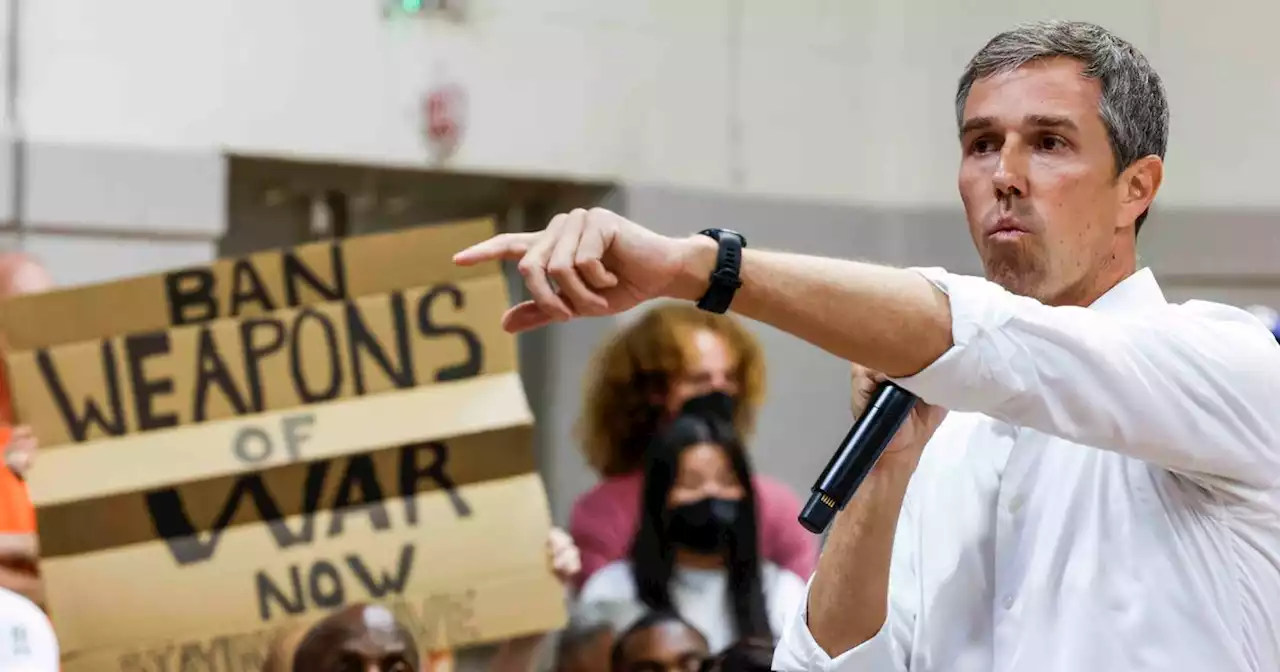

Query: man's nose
992,143,1029,199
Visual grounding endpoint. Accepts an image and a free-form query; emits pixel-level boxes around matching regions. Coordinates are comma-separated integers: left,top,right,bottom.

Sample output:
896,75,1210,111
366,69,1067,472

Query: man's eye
1039,135,1067,151
969,137,998,154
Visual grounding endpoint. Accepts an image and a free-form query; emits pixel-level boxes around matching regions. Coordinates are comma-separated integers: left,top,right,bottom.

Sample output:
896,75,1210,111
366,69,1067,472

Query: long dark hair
629,412,772,641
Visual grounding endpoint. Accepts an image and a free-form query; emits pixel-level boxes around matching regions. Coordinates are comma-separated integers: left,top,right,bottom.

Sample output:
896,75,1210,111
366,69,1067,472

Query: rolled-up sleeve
894,268,1280,487
773,487,920,672
774,604,900,672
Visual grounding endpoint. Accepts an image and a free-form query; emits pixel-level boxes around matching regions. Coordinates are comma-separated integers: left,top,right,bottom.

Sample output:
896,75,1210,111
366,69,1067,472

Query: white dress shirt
774,267,1280,672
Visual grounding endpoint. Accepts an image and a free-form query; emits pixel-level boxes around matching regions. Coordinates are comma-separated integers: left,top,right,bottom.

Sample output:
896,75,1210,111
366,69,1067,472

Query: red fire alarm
422,83,467,161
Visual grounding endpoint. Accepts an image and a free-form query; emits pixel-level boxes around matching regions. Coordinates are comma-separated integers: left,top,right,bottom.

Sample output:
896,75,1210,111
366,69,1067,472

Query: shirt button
1007,494,1024,514
1002,595,1015,609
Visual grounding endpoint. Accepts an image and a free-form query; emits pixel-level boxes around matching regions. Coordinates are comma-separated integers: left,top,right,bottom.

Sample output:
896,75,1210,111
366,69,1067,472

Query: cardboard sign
1,220,566,669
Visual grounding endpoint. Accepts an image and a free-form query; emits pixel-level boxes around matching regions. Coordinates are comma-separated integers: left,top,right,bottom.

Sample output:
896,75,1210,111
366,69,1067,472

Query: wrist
667,234,719,302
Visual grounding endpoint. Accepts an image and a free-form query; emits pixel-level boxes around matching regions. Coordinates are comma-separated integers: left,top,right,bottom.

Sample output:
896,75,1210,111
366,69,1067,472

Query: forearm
807,460,914,655
672,238,953,377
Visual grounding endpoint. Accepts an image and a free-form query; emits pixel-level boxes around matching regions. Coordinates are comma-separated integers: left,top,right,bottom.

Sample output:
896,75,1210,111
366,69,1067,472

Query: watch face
700,228,747,246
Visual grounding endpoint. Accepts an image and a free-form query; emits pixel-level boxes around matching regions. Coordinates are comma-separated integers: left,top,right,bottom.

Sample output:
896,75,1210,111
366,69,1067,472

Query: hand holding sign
547,527,581,586
453,208,701,333
3,426,36,478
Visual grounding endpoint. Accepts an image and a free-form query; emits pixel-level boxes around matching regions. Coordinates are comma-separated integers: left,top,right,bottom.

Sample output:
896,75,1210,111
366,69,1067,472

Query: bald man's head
292,604,420,672
0,253,53,299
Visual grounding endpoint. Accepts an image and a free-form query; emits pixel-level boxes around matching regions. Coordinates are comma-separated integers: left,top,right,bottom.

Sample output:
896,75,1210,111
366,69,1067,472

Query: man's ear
1119,155,1163,233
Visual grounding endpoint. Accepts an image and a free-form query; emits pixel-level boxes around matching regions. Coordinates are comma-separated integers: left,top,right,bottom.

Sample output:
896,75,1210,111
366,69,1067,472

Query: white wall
17,0,1280,208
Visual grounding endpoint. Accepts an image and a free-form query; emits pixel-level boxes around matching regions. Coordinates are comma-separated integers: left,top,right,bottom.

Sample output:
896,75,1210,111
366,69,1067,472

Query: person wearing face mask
568,304,816,592
575,411,806,652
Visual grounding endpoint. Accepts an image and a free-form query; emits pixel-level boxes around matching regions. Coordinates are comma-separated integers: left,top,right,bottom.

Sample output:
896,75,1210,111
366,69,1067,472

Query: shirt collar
1087,267,1166,314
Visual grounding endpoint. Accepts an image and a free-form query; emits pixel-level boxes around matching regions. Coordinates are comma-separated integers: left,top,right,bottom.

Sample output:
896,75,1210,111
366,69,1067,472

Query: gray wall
0,141,224,286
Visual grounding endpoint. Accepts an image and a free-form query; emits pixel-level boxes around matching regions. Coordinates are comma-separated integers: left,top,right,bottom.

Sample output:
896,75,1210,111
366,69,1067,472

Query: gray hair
955,20,1169,233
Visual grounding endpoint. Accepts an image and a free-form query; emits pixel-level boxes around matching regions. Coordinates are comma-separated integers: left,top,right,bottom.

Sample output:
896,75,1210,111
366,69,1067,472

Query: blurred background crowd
0,1,1275,671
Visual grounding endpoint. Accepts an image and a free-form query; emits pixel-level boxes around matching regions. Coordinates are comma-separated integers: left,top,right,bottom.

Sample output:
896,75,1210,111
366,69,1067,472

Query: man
0,252,53,610
455,19,1280,672
609,611,710,672
290,604,421,672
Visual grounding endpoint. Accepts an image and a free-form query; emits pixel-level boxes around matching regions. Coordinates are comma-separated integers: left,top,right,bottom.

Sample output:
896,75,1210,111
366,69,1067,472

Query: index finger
452,232,538,266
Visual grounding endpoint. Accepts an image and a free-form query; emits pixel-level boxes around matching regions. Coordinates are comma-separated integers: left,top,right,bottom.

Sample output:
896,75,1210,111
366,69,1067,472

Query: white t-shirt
577,560,807,652
0,588,58,672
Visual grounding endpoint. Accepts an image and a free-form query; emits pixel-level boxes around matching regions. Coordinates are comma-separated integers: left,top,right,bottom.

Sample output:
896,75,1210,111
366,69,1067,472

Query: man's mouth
988,218,1030,240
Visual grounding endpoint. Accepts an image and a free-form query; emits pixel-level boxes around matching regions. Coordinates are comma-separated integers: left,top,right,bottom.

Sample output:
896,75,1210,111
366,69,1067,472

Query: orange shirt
0,358,36,534
0,426,35,534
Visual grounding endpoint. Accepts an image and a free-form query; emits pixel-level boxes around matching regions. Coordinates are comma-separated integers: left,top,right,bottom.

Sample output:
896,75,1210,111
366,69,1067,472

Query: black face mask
678,391,735,424
667,497,740,554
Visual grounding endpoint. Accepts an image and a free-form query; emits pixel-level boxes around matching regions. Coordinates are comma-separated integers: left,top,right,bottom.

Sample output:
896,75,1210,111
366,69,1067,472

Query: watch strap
695,229,745,314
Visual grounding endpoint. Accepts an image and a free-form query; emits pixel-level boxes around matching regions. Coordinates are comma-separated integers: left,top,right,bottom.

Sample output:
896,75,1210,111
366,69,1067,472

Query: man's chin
984,262,1044,299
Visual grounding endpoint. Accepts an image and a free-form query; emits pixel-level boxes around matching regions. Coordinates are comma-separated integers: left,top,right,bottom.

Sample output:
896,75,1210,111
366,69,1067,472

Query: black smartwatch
695,228,747,314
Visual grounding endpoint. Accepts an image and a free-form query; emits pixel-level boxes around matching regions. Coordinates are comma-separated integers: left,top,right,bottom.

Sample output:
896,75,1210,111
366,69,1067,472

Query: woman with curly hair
568,303,816,590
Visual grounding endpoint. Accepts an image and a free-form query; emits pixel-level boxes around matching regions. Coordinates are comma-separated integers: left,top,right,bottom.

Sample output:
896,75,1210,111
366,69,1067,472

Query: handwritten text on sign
163,245,347,327
12,279,513,445
144,438,472,624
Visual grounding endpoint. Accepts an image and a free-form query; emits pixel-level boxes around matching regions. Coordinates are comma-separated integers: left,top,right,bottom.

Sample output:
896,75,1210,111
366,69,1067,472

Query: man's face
957,57,1155,305
292,605,419,672
615,622,709,672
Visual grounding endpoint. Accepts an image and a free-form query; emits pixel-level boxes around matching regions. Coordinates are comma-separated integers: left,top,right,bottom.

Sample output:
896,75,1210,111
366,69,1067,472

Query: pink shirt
567,471,818,591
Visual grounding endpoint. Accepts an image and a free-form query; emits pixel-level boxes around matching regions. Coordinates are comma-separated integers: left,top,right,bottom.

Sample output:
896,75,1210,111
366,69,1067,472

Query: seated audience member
294,603,419,672
697,639,774,672
263,609,447,672
609,610,710,672
577,413,806,651
0,253,54,609
569,304,815,590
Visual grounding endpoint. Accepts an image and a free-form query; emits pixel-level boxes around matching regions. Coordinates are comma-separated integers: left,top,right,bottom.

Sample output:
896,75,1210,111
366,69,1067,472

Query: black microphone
798,381,918,535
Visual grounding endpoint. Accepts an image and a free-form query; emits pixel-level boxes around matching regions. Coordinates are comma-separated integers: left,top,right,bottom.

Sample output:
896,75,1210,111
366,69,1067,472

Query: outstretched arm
458,209,1280,483
454,209,953,378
